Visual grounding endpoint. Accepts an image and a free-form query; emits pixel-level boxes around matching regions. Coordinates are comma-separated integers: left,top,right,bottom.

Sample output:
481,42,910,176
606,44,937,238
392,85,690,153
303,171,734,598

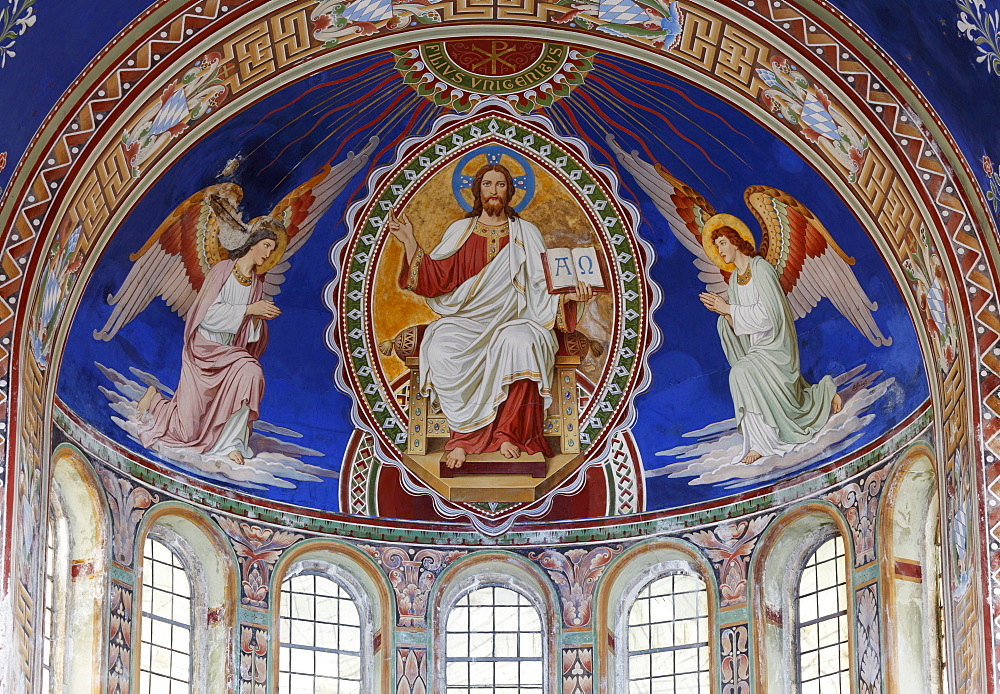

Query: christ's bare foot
228,450,245,465
831,392,843,415
137,386,157,417
500,442,522,459
443,447,466,469
739,450,762,465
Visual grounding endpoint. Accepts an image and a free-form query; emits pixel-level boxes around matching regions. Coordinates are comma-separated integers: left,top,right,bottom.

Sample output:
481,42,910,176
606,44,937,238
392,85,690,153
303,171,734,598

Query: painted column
529,545,622,693
215,516,301,694
363,545,466,693
686,517,771,694
100,470,159,694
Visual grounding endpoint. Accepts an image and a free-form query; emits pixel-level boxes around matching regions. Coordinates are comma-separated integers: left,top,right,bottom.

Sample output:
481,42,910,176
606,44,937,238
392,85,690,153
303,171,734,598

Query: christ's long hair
465,164,519,220
711,225,756,258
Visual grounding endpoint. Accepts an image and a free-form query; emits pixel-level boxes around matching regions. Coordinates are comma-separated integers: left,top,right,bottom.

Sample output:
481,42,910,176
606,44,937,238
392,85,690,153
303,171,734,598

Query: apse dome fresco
7,0,1000,690
53,48,930,531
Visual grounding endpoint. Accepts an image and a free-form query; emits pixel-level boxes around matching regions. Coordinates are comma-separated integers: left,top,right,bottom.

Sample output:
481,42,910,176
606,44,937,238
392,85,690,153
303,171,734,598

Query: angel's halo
248,217,288,273
701,213,756,272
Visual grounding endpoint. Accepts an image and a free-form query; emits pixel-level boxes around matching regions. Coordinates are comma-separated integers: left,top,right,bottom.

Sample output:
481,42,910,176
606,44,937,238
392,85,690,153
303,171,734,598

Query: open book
541,246,609,294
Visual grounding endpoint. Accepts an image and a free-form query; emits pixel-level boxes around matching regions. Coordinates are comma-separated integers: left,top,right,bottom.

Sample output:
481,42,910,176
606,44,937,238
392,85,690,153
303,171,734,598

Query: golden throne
380,325,599,485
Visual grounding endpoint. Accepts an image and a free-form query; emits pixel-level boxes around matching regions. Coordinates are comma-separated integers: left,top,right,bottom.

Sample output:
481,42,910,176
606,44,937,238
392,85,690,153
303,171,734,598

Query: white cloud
96,363,335,490
650,367,892,489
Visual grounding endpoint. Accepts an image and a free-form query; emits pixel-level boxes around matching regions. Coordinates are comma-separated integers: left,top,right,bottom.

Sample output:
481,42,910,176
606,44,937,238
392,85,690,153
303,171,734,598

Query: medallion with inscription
393,40,596,112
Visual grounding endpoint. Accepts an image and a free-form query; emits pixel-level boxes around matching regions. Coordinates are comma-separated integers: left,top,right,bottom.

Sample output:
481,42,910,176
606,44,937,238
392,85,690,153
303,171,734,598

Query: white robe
728,273,796,459
720,258,835,461
197,273,261,458
418,218,562,433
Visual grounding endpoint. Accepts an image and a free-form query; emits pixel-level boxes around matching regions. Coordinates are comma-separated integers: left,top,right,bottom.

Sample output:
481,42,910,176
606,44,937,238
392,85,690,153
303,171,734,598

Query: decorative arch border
1,0,997,689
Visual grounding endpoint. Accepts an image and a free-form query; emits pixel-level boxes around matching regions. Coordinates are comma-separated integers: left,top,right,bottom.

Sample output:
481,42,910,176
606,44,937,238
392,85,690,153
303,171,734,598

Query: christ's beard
483,197,507,217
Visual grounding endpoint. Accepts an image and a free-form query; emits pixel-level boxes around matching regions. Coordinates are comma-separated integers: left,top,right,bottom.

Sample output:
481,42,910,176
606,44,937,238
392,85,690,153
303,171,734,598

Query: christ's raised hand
387,209,418,262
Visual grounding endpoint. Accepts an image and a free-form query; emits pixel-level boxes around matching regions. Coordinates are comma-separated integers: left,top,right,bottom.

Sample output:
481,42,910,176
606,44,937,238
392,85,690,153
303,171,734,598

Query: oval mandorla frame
325,99,661,533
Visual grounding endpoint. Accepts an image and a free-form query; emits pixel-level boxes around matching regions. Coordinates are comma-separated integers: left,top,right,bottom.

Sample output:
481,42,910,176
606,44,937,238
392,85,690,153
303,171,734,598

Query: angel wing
93,137,378,341
607,136,728,294
610,138,891,347
744,185,891,346
93,182,239,341
258,136,377,300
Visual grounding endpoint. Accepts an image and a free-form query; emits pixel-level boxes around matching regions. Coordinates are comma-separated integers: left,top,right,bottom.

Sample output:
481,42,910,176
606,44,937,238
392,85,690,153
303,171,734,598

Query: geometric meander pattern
1,0,998,687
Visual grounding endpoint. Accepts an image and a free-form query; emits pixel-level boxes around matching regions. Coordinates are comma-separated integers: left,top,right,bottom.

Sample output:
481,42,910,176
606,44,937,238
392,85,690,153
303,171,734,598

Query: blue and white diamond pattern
149,89,190,137
756,68,780,88
927,282,947,333
799,92,840,141
599,0,646,25
342,0,393,24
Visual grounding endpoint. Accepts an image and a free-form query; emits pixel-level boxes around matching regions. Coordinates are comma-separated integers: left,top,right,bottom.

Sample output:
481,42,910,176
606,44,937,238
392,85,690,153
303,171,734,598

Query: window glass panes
139,538,192,693
626,572,710,694
278,573,363,694
936,529,949,693
40,516,57,693
797,536,849,693
445,586,544,693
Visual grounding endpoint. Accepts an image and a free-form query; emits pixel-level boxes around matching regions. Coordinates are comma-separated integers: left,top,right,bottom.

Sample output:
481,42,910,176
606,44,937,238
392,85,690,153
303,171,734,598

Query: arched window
134,509,236,693
878,449,945,694
138,536,194,693
431,556,557,693
625,570,710,692
594,543,716,692
277,570,365,693
271,545,390,692
43,447,109,693
795,535,849,692
751,505,854,693
444,584,545,692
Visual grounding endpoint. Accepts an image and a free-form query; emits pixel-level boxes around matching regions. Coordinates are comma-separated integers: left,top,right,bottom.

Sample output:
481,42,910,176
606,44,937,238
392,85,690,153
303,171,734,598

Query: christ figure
387,164,593,469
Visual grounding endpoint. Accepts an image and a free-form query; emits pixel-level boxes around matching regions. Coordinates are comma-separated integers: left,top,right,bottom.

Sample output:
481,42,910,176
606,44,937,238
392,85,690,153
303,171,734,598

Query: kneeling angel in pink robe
139,254,272,462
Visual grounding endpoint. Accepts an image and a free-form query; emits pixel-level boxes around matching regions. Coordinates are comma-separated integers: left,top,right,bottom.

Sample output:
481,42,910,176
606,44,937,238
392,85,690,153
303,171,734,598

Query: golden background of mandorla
371,152,616,384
